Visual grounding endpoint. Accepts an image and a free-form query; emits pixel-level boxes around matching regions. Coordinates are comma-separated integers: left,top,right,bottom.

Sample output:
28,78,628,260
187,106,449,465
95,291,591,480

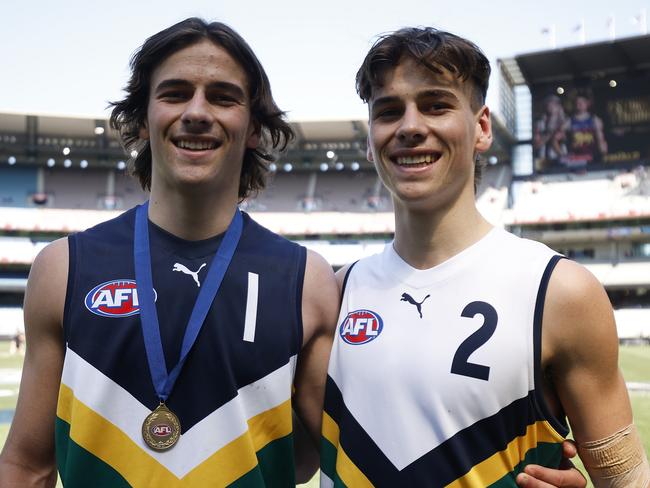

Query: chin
394,186,458,212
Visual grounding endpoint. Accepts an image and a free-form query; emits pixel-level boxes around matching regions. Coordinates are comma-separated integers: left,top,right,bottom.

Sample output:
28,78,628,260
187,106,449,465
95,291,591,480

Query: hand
515,440,587,487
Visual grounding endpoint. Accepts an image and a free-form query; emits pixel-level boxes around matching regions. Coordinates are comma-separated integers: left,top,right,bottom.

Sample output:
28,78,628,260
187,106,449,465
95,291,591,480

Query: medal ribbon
134,201,242,402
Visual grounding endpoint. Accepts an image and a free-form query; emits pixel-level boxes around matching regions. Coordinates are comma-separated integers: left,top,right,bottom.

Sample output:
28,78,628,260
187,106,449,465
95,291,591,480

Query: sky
2,0,648,121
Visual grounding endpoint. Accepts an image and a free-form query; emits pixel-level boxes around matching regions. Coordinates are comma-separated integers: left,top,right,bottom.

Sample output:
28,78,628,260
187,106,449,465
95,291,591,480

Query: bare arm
292,250,340,482
541,259,644,485
517,258,632,488
0,238,68,487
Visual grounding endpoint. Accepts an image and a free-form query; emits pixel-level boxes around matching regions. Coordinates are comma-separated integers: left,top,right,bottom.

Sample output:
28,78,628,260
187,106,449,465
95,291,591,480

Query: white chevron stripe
61,348,296,478
320,471,334,488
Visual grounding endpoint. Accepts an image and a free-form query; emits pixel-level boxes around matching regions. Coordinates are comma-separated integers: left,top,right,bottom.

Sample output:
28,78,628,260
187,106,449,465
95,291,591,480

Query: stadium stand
244,171,313,211
1,33,650,341
311,171,390,212
113,170,147,209
43,167,108,209
615,308,650,344
0,167,36,206
510,171,650,223
0,307,24,340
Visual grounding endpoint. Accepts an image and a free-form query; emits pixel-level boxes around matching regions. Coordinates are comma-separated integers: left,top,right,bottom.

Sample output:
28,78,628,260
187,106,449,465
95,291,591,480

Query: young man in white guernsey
320,28,649,487
0,18,338,487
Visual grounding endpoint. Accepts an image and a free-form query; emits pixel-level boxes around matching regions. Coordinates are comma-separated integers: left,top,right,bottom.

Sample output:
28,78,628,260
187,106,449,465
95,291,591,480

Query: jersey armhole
294,245,307,352
62,234,77,344
338,261,358,310
533,254,570,437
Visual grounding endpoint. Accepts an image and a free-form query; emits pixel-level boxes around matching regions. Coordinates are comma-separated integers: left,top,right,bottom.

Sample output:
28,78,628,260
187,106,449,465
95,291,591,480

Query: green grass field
1,343,649,487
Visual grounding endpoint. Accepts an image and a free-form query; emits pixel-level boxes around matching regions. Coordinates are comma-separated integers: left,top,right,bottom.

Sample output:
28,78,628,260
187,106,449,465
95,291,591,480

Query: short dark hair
109,17,293,200
356,27,490,109
356,27,491,189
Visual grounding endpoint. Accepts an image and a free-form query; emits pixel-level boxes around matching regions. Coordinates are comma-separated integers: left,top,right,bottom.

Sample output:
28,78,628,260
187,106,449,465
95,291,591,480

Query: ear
474,105,492,153
139,120,149,141
366,135,374,163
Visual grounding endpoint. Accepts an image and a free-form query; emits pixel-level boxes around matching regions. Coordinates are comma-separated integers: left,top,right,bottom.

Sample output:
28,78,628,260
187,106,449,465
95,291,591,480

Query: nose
396,104,426,145
181,91,213,132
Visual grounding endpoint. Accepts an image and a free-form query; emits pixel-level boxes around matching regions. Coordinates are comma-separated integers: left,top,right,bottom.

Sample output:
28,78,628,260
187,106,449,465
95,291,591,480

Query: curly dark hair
109,17,294,200
356,27,491,189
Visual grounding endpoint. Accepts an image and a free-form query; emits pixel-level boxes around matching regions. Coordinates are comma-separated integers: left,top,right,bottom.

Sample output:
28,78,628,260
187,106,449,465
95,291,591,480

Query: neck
392,196,492,270
147,185,239,241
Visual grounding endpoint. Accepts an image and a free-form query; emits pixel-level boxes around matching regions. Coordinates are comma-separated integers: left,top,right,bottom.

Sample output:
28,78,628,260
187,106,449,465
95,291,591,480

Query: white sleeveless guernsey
321,227,569,488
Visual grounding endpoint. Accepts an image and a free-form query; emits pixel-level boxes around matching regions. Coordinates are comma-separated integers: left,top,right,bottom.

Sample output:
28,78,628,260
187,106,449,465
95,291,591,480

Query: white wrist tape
578,424,650,488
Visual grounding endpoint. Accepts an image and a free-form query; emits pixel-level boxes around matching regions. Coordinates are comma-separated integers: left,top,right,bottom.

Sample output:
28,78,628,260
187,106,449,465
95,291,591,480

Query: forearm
293,409,320,484
578,424,650,488
0,458,57,488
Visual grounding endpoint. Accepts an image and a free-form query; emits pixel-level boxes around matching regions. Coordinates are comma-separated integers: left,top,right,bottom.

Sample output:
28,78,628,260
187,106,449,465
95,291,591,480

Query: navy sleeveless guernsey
57,206,305,487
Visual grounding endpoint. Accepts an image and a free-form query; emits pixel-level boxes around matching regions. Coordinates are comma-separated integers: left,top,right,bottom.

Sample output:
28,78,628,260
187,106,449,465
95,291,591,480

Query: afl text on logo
151,424,173,437
339,309,383,345
84,279,156,318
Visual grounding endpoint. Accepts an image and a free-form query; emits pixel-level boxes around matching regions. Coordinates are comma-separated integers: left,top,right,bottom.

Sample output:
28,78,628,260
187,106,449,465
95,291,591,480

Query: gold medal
142,403,181,451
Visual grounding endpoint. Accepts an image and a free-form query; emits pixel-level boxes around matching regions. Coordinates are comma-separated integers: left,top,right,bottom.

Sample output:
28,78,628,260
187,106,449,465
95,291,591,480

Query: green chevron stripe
56,417,131,488
320,435,338,481
488,442,563,487
56,416,295,487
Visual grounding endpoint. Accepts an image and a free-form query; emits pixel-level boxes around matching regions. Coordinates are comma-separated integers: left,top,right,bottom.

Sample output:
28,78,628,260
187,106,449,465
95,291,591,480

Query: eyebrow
153,79,247,99
371,89,461,108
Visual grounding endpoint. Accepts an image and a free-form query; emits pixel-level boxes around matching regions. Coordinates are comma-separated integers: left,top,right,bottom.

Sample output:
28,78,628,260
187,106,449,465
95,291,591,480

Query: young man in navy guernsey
0,18,339,487
320,28,649,488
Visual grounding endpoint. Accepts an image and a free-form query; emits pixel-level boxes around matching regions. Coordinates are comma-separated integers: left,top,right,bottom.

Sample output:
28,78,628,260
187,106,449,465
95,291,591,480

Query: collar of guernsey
134,201,243,402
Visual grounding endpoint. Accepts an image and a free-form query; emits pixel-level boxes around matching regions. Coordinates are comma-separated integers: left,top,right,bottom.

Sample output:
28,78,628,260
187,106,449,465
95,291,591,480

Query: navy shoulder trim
294,245,307,350
533,254,569,437
338,261,358,310
63,235,77,344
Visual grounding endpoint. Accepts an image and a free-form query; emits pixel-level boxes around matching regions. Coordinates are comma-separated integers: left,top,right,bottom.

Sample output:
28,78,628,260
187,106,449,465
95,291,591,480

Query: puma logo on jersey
400,293,430,318
172,262,207,287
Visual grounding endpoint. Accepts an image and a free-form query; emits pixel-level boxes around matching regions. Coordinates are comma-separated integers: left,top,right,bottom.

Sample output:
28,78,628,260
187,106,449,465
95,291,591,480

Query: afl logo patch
84,280,155,318
339,309,383,345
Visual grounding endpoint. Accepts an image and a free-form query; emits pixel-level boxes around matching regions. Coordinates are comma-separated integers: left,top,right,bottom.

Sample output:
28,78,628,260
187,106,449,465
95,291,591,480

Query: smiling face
366,57,492,214
140,39,259,198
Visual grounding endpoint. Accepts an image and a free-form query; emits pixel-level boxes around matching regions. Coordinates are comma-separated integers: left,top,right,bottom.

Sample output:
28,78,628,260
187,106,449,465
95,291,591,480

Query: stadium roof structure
501,34,650,86
0,112,371,171
0,115,370,144
0,112,510,170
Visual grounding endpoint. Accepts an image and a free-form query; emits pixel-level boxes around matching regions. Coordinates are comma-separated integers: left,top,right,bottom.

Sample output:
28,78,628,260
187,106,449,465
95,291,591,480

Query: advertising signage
532,77,650,173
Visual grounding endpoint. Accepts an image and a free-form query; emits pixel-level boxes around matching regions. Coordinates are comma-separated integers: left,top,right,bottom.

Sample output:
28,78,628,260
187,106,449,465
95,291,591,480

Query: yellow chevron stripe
322,411,340,447
58,384,181,486
336,446,375,488
183,399,292,486
57,381,74,423
445,421,564,488
57,384,292,487
322,411,373,488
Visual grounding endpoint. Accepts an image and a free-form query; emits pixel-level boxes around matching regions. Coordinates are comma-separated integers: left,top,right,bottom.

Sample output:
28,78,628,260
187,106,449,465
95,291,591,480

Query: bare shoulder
25,237,69,330
30,237,69,279
542,258,633,445
543,257,617,365
301,249,339,344
334,262,354,292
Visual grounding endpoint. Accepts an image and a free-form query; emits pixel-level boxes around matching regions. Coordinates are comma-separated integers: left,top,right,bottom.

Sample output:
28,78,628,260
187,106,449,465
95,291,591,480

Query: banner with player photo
531,77,650,173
